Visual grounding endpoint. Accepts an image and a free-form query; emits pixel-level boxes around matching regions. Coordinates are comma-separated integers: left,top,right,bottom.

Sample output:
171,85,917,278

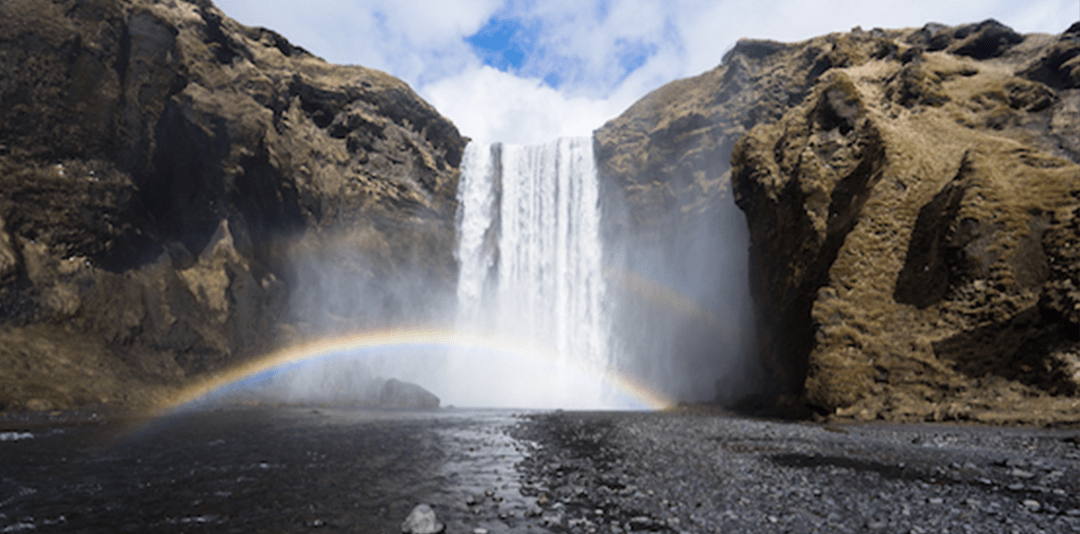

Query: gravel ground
2,407,1078,533
510,410,1080,534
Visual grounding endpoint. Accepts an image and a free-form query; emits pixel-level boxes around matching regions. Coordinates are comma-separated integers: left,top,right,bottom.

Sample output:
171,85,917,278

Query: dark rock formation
598,20,1080,423
378,378,440,409
0,0,464,411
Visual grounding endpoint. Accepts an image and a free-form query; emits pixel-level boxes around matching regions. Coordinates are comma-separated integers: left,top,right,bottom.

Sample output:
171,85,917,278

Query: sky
215,0,1078,145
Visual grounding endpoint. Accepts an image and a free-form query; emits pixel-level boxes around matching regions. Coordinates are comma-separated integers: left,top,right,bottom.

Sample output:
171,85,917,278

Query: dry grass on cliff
732,27,1079,425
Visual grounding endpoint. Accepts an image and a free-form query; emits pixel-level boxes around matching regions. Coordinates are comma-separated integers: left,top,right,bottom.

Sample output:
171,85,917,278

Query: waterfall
454,138,613,406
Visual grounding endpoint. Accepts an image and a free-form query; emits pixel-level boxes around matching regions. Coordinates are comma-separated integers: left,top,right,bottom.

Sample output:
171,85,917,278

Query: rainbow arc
156,328,674,414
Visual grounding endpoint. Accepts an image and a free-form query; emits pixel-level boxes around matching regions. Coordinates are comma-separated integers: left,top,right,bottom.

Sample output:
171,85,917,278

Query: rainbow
155,328,674,415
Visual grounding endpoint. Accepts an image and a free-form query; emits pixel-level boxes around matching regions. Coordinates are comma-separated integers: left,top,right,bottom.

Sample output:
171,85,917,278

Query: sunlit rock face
0,0,463,411
728,21,1080,423
599,19,1079,422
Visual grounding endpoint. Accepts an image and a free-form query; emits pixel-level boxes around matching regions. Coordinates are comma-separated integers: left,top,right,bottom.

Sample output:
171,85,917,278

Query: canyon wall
2,0,1077,424
0,0,463,411
598,20,1080,423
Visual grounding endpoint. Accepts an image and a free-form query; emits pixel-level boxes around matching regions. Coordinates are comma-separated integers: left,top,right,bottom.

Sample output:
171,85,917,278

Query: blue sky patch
464,5,667,94
615,38,655,75
466,16,534,72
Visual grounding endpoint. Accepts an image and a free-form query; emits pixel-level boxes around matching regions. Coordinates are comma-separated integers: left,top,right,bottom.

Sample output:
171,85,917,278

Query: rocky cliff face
0,0,464,411
3,1,1076,425
597,20,1079,423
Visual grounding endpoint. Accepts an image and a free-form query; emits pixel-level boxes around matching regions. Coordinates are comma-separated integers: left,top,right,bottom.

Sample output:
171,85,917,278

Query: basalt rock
599,20,1080,423
0,0,464,411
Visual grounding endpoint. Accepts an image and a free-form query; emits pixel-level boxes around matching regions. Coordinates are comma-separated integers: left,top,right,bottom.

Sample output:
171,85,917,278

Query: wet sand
1,408,1078,533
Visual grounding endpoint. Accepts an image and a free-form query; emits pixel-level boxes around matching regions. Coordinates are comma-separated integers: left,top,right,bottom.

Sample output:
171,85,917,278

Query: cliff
597,20,1080,423
0,0,464,411
4,1,1078,424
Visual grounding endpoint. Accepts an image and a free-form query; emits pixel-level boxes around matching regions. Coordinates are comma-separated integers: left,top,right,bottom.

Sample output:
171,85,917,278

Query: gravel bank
511,410,1080,533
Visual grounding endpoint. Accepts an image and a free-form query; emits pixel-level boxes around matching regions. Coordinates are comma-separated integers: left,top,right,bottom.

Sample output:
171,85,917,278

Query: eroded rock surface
0,0,464,411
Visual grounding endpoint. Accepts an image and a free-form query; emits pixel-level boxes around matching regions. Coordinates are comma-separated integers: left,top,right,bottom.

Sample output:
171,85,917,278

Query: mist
600,167,760,406
194,130,759,410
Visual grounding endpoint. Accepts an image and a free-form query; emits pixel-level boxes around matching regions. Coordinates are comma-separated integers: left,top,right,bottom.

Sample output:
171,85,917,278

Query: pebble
1021,500,1041,512
1008,469,1035,479
541,511,563,527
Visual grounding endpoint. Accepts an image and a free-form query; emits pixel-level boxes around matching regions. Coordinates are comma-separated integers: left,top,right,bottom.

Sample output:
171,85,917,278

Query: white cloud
422,65,624,144
216,0,496,83
215,0,1079,145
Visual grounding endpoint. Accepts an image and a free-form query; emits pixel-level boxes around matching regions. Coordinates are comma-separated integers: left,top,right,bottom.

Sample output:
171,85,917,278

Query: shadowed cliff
0,0,464,411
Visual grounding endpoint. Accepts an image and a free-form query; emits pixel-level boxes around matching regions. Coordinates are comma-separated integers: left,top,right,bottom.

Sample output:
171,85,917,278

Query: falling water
454,138,613,406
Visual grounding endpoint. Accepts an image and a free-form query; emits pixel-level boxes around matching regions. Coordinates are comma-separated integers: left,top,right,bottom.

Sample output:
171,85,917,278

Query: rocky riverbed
511,410,1080,534
3,407,1078,533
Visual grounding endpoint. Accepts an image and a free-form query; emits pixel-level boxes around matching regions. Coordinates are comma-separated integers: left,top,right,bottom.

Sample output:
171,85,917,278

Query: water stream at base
454,138,615,407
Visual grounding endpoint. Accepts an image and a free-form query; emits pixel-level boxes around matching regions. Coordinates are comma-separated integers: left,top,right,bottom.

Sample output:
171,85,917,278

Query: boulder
378,378,440,409
401,504,444,534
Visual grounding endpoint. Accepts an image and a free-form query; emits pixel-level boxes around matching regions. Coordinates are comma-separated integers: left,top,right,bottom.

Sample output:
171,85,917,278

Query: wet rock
401,504,444,534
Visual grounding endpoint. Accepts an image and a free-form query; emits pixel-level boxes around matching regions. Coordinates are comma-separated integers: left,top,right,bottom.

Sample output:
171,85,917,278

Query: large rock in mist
0,0,463,411
599,20,1080,423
